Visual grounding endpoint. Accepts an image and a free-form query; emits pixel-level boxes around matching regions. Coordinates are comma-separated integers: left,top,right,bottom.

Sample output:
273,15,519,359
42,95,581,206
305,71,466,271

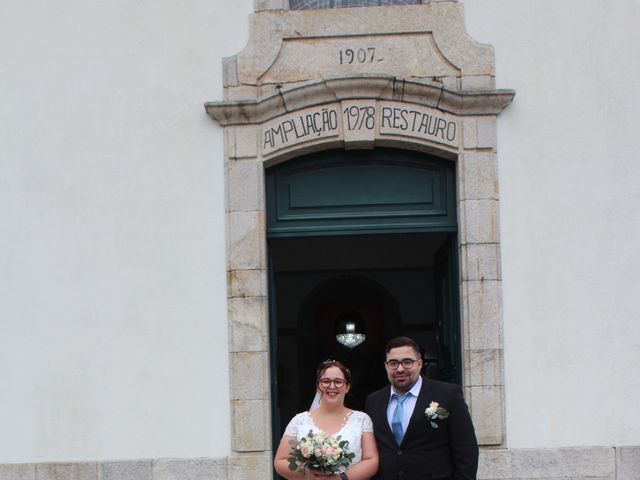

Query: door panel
266,149,456,237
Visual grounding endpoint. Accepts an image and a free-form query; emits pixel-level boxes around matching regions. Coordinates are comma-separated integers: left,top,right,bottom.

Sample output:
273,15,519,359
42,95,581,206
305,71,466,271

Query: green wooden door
434,235,462,385
266,148,457,237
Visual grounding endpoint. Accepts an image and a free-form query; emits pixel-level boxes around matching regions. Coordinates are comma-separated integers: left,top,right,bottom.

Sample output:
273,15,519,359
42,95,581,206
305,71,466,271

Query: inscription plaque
378,101,458,147
261,101,459,156
262,104,341,155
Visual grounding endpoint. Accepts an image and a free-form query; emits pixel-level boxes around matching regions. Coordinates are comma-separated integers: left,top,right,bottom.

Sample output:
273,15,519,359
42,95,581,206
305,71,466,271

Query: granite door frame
207,76,513,478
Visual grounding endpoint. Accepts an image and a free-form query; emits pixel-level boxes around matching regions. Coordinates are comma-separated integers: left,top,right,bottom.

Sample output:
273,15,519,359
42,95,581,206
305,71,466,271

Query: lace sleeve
283,412,306,437
361,412,373,433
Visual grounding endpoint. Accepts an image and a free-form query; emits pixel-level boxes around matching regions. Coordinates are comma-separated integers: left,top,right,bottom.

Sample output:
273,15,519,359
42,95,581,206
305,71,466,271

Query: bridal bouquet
287,430,355,474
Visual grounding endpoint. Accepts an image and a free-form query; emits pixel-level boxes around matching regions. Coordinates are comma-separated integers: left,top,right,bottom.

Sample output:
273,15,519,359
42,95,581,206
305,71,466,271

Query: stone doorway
206,3,513,477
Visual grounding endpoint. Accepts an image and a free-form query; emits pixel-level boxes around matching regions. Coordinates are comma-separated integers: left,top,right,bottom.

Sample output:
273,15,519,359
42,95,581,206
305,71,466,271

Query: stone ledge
227,452,272,480
0,464,35,480
206,75,515,125
616,446,640,480
511,446,615,479
1,447,636,480
478,449,511,479
153,458,227,480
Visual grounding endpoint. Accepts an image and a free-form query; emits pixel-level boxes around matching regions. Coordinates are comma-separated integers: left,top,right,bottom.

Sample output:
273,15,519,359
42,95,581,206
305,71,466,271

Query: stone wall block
468,349,503,386
470,386,503,446
441,76,460,90
324,76,393,100
461,244,500,281
227,211,265,270
228,160,262,212
463,280,502,350
459,199,500,244
234,126,259,159
280,80,337,112
258,83,280,98
511,447,615,478
35,464,96,480
227,453,272,480
616,446,640,480
462,118,477,150
228,269,267,298
461,75,495,91
458,152,498,201
462,347,471,387
458,274,471,353
507,477,609,480
152,458,227,480
228,296,268,352
97,461,152,480
254,0,288,12
223,56,238,87
478,449,511,479
232,400,271,452
400,78,442,108
477,116,497,150
224,85,259,102
230,351,270,400
463,386,471,406
342,99,376,148
225,127,237,160
0,464,35,480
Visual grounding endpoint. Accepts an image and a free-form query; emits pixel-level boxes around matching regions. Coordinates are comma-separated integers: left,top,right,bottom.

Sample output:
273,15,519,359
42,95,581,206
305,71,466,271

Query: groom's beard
390,370,418,394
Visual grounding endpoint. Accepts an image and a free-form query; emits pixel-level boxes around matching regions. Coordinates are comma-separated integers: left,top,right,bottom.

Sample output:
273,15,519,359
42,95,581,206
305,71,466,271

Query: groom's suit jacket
365,378,478,480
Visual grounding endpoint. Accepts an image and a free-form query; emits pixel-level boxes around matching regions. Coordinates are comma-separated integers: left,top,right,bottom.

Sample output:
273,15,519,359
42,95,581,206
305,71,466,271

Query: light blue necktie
391,393,411,446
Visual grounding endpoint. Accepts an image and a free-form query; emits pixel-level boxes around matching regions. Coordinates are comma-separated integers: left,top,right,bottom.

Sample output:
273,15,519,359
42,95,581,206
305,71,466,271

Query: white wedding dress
283,410,373,464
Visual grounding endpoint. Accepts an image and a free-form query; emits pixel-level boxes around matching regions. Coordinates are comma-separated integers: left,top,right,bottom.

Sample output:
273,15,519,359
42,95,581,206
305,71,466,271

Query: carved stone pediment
230,4,497,91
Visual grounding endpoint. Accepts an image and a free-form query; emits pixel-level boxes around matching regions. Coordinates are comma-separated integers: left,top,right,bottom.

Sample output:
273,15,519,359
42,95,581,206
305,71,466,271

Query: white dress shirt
386,375,423,433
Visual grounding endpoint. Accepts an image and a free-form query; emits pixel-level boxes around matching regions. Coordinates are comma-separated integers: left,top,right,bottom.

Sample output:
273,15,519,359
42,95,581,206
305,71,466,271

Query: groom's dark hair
385,336,420,357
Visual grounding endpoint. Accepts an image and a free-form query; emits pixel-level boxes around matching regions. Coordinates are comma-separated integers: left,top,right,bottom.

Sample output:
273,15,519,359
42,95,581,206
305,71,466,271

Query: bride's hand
302,468,334,480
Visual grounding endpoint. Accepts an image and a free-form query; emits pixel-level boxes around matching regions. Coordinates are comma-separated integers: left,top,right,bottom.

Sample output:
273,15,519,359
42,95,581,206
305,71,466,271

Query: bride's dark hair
316,359,352,385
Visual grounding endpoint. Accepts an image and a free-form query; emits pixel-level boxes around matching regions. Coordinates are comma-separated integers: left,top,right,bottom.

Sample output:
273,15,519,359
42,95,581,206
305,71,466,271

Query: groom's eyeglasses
319,377,346,388
386,358,419,370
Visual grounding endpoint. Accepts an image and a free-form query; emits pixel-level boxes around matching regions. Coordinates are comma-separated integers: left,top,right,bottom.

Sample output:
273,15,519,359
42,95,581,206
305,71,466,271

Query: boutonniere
425,401,449,428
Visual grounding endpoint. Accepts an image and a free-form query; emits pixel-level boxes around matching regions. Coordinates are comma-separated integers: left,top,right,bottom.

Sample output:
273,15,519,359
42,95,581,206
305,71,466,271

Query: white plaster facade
1,1,639,480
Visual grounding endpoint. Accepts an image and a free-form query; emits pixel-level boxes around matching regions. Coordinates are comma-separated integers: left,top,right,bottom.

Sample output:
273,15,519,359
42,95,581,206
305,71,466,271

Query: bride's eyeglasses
319,377,346,388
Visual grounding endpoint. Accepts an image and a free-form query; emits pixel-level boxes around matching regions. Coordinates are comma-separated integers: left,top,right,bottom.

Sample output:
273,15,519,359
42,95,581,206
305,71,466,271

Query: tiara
321,359,350,372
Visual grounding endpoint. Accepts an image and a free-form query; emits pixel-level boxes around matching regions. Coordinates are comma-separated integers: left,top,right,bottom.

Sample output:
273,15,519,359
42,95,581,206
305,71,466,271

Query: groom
365,336,478,480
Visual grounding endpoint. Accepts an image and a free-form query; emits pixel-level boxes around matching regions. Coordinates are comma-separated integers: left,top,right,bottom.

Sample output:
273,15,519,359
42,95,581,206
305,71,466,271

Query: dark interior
270,232,453,441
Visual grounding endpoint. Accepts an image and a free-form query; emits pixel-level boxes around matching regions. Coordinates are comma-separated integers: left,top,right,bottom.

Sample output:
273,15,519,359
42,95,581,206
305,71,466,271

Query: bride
274,360,379,480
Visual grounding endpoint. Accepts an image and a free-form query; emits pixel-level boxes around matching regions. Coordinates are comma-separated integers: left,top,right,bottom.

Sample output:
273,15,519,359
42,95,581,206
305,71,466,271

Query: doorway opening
269,232,461,442
266,149,461,448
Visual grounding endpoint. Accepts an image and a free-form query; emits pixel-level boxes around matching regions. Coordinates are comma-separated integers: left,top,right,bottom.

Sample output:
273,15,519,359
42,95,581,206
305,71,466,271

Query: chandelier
335,311,366,349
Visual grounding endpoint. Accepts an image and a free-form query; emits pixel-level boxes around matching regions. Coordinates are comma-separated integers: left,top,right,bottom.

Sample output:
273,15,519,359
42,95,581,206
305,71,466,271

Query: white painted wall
464,0,640,448
2,0,639,464
0,0,254,463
